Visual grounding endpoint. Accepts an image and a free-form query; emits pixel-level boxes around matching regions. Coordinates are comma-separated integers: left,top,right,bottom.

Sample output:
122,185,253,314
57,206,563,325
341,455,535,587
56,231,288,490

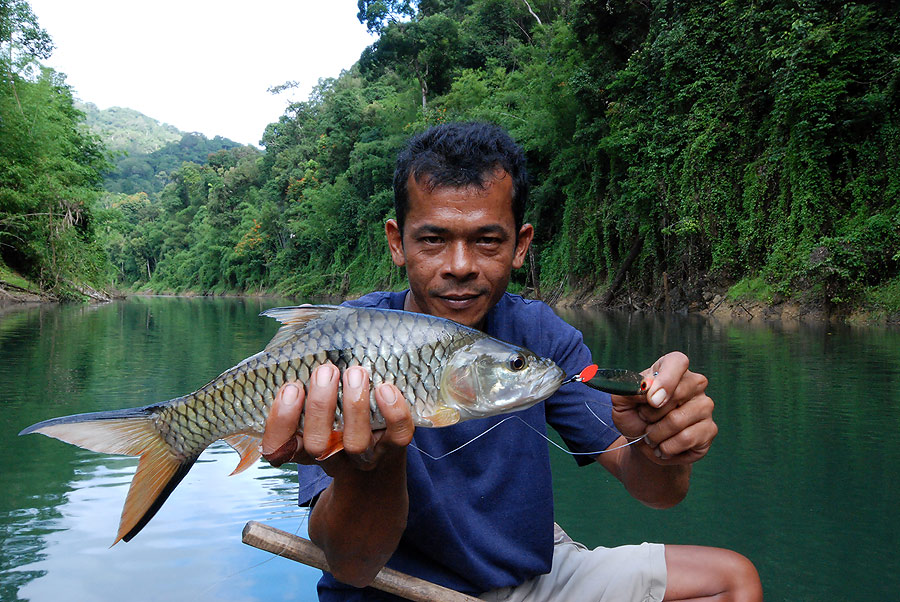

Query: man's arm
596,351,717,508
261,364,415,587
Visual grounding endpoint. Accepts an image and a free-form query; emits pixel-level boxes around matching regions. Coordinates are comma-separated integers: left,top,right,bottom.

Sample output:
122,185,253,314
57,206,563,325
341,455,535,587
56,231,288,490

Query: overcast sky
27,1,377,146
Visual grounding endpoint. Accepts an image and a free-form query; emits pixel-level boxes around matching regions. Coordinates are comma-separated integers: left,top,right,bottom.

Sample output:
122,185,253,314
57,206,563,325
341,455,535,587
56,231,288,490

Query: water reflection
554,309,900,601
2,299,899,601
1,298,323,601
7,444,317,602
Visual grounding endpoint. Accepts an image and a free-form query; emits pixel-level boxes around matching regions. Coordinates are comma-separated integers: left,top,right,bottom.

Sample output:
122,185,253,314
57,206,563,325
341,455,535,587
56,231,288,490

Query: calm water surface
1,297,898,601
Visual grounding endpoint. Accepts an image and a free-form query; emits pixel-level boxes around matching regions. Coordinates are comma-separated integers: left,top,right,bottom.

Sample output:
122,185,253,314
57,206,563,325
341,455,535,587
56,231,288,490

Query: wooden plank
242,521,481,602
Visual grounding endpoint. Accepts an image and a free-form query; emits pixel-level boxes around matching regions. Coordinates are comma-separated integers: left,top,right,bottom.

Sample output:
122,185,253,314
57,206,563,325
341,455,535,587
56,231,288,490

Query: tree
1,1,110,298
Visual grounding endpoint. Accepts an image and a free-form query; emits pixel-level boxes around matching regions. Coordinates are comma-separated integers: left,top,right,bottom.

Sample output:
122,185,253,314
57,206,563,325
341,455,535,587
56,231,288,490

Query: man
261,122,762,601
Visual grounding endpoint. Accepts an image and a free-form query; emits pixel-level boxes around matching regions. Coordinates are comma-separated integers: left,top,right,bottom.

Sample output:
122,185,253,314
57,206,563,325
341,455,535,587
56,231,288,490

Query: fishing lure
562,364,652,396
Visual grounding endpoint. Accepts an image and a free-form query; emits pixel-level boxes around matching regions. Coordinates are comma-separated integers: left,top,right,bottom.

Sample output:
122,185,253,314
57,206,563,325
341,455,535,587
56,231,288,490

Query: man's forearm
308,452,409,588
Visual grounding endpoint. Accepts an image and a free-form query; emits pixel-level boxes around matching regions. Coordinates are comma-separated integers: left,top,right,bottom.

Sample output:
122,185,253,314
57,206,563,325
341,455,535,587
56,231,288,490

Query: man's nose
445,241,476,279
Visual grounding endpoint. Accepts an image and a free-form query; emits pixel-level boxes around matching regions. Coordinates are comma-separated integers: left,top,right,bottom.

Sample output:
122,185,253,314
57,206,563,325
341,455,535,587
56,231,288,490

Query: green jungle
2,0,899,321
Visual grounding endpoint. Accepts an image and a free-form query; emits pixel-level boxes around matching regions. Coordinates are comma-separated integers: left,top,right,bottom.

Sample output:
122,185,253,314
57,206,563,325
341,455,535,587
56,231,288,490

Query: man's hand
610,351,717,465
260,363,415,473
259,363,415,588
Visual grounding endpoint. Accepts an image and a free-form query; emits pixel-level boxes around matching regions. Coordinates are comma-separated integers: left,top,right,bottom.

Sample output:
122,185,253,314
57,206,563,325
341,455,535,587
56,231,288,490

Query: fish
19,305,566,545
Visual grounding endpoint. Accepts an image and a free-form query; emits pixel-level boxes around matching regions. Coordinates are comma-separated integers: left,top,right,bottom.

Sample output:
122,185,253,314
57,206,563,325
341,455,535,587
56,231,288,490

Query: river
1,297,898,601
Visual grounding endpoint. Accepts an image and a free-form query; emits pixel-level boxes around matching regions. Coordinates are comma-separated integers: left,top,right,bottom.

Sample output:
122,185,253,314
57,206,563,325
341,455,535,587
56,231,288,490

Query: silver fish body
20,305,566,544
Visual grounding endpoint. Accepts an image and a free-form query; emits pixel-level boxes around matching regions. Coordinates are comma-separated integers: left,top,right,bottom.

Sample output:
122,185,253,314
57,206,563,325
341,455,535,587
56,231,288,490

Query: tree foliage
7,0,900,313
1,1,110,298
102,132,243,195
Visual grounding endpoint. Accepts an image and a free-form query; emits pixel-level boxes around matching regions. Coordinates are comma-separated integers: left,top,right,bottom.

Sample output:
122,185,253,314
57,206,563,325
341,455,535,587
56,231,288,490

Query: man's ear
512,223,534,269
385,219,407,267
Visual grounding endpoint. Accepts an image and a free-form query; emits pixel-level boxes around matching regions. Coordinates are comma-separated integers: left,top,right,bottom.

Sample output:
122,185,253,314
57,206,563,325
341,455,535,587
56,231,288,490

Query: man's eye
420,236,443,244
478,237,501,245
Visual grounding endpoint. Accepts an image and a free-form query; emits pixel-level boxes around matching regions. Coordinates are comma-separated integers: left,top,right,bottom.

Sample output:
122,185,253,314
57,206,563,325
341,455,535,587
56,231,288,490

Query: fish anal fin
259,305,342,350
315,430,345,461
422,406,461,428
224,433,263,476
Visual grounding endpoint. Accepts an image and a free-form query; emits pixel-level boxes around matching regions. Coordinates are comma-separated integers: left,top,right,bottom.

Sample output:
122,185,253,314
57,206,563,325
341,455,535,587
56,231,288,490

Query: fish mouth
535,363,567,400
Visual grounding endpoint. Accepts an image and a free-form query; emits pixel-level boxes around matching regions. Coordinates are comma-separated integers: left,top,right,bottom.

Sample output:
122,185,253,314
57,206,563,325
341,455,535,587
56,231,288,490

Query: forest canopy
2,0,899,315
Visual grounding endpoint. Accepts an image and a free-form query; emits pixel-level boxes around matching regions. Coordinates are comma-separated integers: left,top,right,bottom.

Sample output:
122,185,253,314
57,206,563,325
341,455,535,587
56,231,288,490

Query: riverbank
3,279,898,326
551,283,900,326
0,261,118,305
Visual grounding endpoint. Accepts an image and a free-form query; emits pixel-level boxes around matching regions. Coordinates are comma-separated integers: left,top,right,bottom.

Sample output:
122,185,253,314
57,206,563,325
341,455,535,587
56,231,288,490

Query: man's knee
664,545,762,602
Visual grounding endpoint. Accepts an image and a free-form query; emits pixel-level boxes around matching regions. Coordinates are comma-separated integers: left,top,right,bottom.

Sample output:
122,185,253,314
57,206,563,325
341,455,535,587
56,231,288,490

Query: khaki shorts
479,525,667,602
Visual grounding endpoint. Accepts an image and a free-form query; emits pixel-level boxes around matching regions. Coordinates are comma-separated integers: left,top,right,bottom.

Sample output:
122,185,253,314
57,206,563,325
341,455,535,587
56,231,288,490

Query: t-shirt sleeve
297,464,332,506
534,305,623,466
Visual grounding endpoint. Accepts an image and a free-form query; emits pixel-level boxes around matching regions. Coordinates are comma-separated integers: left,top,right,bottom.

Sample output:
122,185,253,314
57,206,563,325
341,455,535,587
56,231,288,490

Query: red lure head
578,364,598,382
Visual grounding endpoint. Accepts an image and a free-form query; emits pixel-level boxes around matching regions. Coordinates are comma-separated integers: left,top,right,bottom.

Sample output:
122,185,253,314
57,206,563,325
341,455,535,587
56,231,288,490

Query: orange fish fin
259,305,342,350
423,406,461,427
116,444,196,545
224,433,263,476
315,430,345,461
20,408,198,546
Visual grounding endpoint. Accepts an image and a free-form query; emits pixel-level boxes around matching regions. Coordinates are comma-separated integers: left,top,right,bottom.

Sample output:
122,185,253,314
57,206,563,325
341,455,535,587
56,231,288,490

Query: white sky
27,1,377,146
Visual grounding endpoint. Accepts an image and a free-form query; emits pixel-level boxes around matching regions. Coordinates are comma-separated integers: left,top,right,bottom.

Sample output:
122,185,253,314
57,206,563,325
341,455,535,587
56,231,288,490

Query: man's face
385,170,534,329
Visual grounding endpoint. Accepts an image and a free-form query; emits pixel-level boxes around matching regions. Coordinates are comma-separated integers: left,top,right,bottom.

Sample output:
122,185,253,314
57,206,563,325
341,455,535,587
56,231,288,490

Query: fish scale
20,304,566,544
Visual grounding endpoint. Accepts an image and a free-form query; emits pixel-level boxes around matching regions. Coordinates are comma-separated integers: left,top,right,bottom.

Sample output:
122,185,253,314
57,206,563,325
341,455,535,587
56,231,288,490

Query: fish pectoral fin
422,406,461,427
224,433,263,476
315,430,345,461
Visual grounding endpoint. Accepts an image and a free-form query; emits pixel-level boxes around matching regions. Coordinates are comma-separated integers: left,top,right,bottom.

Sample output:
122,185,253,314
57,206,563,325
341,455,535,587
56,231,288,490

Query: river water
1,297,898,601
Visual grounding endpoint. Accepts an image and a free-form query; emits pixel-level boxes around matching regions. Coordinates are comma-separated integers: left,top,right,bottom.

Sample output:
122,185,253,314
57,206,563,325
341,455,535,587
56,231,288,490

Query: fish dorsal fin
260,305,343,350
223,433,263,475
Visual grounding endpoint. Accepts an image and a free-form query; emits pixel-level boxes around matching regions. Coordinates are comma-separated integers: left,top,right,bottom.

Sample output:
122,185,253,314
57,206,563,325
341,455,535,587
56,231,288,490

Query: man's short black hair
393,122,529,235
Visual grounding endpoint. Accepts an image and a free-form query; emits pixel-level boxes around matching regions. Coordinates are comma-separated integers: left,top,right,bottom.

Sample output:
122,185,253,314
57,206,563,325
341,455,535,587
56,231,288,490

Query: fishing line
409,405,648,461
411,364,653,461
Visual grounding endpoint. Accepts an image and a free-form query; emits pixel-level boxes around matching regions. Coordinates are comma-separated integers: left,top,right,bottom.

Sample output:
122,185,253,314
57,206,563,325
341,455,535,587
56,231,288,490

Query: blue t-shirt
297,291,621,600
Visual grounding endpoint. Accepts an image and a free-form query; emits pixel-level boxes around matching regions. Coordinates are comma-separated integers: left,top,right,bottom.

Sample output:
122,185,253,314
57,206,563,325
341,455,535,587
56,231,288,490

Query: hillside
76,102,182,155
101,132,245,195
75,102,244,195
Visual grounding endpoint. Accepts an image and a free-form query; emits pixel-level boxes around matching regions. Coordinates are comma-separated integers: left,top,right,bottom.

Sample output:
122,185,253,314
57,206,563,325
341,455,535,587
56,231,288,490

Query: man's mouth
435,292,483,309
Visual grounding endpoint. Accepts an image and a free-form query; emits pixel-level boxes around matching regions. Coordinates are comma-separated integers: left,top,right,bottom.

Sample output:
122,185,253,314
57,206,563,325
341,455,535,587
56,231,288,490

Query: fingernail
316,364,334,386
377,385,397,406
359,445,375,465
347,366,363,389
282,384,299,404
654,447,663,458
650,388,667,407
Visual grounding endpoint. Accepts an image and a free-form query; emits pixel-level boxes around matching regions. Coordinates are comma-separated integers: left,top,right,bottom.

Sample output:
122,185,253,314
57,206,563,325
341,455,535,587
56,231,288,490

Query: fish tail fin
20,406,197,545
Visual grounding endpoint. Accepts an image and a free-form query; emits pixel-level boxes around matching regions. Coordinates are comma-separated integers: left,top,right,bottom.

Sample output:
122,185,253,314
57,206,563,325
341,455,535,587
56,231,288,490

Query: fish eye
508,354,526,371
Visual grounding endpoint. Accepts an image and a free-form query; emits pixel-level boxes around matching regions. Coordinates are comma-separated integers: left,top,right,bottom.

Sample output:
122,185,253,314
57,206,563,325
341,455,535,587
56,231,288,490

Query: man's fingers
644,397,717,459
303,363,340,458
341,366,373,456
651,422,717,463
261,382,304,466
262,437,300,468
375,384,414,448
645,351,690,409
